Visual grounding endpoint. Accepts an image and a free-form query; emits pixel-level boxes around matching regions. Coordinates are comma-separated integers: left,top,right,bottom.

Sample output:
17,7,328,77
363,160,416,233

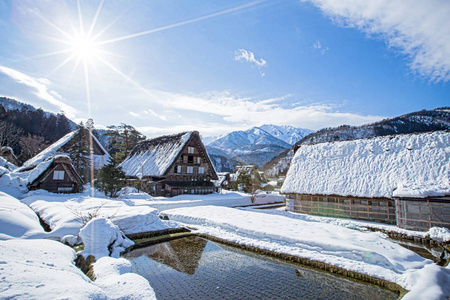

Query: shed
281,131,450,230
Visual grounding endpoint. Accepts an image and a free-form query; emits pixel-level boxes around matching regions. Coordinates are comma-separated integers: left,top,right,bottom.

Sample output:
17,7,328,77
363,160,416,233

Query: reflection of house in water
127,236,207,275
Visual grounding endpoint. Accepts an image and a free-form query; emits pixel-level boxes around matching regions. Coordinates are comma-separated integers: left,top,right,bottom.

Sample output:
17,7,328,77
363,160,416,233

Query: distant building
281,131,450,231
120,131,218,197
233,165,268,192
214,172,232,190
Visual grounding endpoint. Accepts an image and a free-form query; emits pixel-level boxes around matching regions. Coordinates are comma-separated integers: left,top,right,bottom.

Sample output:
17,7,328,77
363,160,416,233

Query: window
53,170,65,180
197,157,201,164
187,155,194,164
174,165,182,173
187,166,193,173
199,167,205,174
188,146,195,154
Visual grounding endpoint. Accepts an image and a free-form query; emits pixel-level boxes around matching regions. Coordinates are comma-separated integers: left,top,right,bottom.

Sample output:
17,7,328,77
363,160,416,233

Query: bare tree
0,121,23,148
18,134,48,161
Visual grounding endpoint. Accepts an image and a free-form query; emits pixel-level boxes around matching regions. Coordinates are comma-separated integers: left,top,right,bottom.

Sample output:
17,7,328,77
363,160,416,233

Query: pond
125,236,398,300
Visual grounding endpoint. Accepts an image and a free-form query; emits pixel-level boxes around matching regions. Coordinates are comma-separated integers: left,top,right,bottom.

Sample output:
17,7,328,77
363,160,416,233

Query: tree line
0,104,72,163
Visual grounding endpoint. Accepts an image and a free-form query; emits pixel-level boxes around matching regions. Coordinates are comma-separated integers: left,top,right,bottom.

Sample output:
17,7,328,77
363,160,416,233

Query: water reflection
126,236,398,300
126,236,207,275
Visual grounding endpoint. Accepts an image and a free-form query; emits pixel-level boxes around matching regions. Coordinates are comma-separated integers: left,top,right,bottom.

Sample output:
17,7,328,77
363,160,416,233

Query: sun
68,34,99,61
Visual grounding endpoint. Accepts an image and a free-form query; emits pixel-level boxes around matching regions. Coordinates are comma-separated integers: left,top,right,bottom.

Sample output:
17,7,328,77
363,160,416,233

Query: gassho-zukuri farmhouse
281,130,450,231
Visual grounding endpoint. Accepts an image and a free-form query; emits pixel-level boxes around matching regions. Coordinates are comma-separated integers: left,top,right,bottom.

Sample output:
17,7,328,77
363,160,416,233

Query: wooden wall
285,194,396,225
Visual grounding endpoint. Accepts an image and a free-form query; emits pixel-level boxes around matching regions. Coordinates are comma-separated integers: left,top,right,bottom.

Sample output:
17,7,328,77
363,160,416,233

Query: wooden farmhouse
11,129,110,193
281,130,450,231
16,129,110,173
28,155,83,193
120,131,219,197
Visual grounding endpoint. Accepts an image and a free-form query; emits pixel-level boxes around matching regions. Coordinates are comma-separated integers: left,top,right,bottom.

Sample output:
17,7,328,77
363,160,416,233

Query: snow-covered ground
1,188,449,299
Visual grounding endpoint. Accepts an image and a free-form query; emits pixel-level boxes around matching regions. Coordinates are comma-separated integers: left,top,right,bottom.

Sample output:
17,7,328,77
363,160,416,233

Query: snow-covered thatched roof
120,132,192,177
281,131,450,199
15,130,110,173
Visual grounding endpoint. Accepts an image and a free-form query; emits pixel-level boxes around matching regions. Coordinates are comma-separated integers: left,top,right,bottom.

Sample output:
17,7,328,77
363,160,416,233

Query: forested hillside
0,98,73,163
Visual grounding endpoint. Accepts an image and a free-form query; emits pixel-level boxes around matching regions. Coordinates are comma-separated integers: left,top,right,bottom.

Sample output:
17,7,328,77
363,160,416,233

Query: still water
126,236,398,300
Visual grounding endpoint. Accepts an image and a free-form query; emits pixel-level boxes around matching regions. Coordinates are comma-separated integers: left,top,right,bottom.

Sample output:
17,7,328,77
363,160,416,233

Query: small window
187,156,194,164
53,170,65,180
197,157,201,164
188,146,195,154
177,166,182,173
187,166,193,173
199,167,205,174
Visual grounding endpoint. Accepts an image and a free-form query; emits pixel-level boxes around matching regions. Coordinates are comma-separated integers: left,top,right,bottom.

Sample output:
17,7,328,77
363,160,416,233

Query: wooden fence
396,197,450,231
285,194,396,225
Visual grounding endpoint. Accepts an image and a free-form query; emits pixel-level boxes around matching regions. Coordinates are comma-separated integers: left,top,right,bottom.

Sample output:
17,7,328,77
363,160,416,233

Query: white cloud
305,0,450,82
0,66,77,118
312,40,329,55
234,49,267,76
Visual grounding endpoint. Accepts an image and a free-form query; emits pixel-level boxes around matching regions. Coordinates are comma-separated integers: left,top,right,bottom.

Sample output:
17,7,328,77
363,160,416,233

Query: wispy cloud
312,40,329,55
129,109,167,121
305,0,450,82
148,90,383,134
234,49,267,76
0,66,77,118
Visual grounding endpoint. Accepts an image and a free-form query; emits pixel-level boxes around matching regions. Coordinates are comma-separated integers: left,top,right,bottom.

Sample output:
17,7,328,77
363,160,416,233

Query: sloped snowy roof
9,154,77,188
281,131,450,198
16,130,110,172
120,132,192,177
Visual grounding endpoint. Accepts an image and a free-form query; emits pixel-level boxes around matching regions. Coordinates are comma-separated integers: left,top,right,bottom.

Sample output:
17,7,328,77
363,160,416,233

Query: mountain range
205,125,313,172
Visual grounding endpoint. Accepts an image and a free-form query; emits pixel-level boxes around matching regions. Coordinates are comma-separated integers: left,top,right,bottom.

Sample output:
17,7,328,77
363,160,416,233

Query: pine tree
103,123,145,163
65,123,90,181
98,158,127,197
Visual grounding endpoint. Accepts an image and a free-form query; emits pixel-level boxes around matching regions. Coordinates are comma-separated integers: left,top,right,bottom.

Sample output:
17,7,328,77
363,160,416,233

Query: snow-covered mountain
258,124,314,145
206,125,313,171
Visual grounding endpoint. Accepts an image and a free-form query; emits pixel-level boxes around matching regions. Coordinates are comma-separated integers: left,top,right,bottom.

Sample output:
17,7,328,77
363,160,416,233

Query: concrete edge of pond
77,227,409,299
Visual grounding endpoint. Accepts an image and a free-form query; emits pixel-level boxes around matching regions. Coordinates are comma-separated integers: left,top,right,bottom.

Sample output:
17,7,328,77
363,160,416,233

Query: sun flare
69,34,99,61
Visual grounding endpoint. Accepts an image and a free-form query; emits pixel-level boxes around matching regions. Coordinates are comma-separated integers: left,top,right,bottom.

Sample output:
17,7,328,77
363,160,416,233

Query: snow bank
93,257,157,299
79,218,134,259
0,239,157,299
428,227,450,243
164,205,445,294
0,192,45,240
252,192,285,205
401,264,450,300
0,239,107,299
282,131,450,198
21,193,176,241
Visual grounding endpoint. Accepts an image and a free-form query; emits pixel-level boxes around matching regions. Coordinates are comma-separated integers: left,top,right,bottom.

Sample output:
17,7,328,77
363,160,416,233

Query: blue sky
0,0,449,138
